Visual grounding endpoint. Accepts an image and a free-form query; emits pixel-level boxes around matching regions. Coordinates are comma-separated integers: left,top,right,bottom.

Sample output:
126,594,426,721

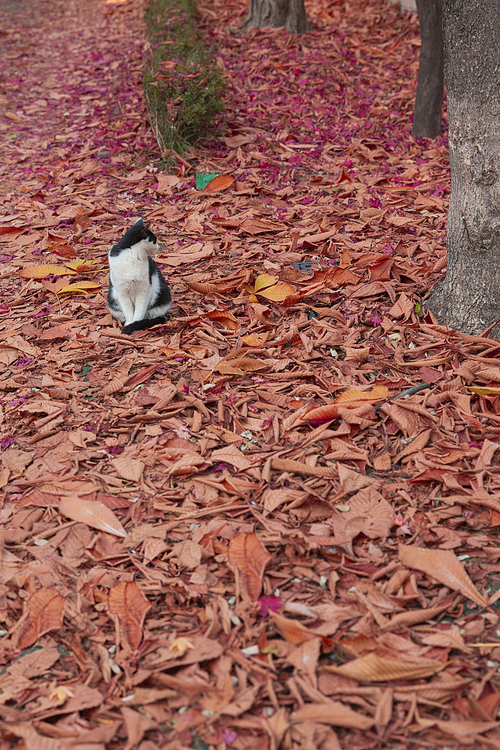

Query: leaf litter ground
1,0,500,748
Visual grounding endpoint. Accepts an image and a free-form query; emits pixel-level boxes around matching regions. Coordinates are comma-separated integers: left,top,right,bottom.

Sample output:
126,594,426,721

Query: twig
374,382,431,412
171,148,194,172
232,324,242,351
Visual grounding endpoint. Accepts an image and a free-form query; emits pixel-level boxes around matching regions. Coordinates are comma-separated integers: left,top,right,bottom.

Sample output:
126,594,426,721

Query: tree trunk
412,0,444,138
426,0,500,334
244,0,310,33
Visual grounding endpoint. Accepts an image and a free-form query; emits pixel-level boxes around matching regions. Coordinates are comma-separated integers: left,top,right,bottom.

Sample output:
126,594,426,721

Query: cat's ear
134,218,144,226
143,222,151,231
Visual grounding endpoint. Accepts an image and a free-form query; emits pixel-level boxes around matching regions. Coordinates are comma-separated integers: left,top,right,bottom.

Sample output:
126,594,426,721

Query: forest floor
2,0,500,748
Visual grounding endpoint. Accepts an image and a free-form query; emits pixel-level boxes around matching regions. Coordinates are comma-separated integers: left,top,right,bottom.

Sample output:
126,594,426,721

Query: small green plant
144,0,225,159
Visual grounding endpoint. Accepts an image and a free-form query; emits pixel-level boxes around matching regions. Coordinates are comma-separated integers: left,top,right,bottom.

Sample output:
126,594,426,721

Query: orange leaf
185,274,245,295
228,532,271,601
325,266,359,286
399,545,488,608
300,403,340,423
59,495,126,537
335,385,388,404
203,173,234,192
108,581,151,650
270,611,320,645
123,364,158,391
64,259,98,273
49,242,78,258
185,280,222,294
302,386,387,422
339,249,352,267
368,258,394,281
19,264,77,279
206,309,239,330
240,332,270,346
17,588,65,650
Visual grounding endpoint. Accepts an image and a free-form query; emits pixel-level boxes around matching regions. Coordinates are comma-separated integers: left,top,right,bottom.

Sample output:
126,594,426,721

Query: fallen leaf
59,495,126,537
228,532,271,601
399,545,488,608
17,588,65,650
108,581,151,650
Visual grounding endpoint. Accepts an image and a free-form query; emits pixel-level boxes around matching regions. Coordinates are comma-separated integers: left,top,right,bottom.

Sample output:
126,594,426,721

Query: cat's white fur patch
109,239,161,325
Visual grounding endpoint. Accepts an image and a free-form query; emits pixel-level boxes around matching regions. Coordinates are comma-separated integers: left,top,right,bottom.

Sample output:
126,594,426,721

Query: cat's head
133,217,157,245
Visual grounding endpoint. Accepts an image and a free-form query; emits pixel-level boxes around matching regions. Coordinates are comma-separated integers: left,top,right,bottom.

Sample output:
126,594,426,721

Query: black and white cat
107,218,172,335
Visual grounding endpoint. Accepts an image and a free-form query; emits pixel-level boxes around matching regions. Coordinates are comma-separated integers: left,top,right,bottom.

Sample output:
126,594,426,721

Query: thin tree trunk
244,0,310,33
426,0,500,334
412,0,444,138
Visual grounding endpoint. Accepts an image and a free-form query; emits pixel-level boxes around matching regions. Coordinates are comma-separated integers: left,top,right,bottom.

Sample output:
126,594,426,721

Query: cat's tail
122,316,167,335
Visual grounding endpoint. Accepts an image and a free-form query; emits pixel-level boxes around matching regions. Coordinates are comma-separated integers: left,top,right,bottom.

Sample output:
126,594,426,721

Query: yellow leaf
57,280,101,296
19,264,78,279
257,281,295,302
49,686,75,704
168,637,194,656
468,386,500,396
254,273,278,293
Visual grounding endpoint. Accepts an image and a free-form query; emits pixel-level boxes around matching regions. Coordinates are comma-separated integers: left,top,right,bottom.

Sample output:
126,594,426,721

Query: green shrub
144,0,225,157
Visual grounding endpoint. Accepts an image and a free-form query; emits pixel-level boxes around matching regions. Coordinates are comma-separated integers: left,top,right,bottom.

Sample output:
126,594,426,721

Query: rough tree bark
244,0,310,33
412,0,444,137
426,0,500,334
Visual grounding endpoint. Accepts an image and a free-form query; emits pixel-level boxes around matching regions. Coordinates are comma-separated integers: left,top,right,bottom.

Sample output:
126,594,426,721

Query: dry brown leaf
270,611,321,645
419,626,471,652
331,487,395,554
228,532,271,601
17,588,65,650
292,702,373,730
108,581,151,650
399,544,488,608
416,717,500,741
59,495,126,537
324,652,446,681
112,455,145,483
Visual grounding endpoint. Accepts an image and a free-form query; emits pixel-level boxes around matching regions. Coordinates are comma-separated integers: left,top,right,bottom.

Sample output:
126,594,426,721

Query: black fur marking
109,219,157,258
122,315,169,335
